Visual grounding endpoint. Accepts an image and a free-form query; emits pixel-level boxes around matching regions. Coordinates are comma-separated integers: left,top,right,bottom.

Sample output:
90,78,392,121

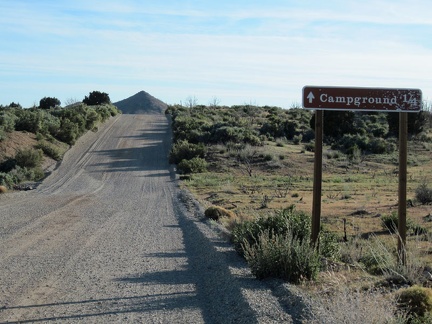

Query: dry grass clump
0,185,7,194
303,272,406,323
304,286,403,323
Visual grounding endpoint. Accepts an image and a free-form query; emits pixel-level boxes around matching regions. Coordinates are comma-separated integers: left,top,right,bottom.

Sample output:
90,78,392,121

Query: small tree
8,102,22,109
39,97,61,109
83,91,111,106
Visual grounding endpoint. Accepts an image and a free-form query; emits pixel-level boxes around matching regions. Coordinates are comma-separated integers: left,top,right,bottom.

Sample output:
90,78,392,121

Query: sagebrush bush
396,285,432,319
177,157,207,174
416,181,432,205
169,140,206,164
242,228,320,283
231,205,339,282
0,172,16,188
15,148,43,168
381,212,427,236
36,141,62,161
0,111,17,132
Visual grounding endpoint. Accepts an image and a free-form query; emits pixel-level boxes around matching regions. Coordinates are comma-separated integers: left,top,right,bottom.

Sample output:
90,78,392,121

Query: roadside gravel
0,112,309,323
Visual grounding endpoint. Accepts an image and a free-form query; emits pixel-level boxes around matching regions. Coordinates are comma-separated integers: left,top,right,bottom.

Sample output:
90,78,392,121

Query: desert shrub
171,115,212,143
263,153,273,162
85,109,102,130
169,140,206,164
293,134,302,144
242,228,320,282
36,141,63,161
15,148,43,168
381,212,401,233
213,126,246,143
0,172,16,188
416,181,432,205
15,109,43,133
231,205,339,281
0,111,17,132
177,157,207,174
335,133,369,154
55,119,80,145
368,137,395,154
396,285,432,319
381,212,427,236
8,165,44,183
204,206,235,221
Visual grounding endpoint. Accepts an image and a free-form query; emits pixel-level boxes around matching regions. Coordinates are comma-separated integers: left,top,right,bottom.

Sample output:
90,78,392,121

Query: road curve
0,113,299,323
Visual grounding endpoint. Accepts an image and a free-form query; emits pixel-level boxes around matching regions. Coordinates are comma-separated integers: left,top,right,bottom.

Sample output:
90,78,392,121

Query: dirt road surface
0,113,305,323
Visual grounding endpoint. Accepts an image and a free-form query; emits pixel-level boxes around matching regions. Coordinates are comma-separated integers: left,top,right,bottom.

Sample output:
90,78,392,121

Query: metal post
398,112,407,265
311,110,323,245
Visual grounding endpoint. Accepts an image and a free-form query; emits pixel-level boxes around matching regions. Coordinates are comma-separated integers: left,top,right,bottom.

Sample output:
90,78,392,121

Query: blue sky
1,0,431,108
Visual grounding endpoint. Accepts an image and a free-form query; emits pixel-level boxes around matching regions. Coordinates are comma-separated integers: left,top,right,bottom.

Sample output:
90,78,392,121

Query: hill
113,91,167,114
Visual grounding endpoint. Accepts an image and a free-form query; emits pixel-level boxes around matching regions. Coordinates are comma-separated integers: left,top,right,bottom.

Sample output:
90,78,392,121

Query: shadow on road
115,198,265,323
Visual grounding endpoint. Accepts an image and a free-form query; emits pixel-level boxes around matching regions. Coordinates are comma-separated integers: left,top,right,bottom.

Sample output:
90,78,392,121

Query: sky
1,0,431,108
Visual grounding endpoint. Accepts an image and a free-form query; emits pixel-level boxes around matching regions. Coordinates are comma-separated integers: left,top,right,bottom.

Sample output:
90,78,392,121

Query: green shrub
36,141,63,161
11,165,44,182
396,286,432,319
293,134,302,145
0,111,17,132
381,212,400,233
304,142,315,152
263,154,273,162
55,119,79,145
381,212,427,235
242,228,320,283
169,140,206,164
231,205,339,282
416,181,432,205
0,172,16,188
15,148,43,168
177,157,207,174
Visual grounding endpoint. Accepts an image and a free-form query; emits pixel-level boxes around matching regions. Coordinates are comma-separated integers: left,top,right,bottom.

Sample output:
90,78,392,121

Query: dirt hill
113,91,167,114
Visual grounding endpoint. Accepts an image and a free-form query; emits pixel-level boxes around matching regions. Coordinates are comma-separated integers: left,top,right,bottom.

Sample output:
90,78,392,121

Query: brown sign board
302,86,422,112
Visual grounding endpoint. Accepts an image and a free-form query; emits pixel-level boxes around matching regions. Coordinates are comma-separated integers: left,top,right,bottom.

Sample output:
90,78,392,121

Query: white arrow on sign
307,91,315,103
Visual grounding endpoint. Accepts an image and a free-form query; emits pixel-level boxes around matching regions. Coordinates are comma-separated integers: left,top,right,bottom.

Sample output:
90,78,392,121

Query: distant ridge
113,91,167,114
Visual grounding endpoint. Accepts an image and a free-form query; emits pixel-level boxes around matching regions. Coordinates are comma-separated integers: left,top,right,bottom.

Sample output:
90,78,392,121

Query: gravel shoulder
0,113,308,323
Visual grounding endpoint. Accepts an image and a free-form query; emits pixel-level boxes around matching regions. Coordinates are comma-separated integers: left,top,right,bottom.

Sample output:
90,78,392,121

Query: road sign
302,86,422,112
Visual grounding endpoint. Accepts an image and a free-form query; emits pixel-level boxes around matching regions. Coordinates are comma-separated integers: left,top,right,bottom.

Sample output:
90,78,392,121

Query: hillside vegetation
0,95,120,189
167,102,432,322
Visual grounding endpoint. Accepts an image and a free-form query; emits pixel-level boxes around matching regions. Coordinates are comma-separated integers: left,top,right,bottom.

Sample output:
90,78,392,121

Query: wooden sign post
311,110,323,246
398,112,408,264
303,86,422,262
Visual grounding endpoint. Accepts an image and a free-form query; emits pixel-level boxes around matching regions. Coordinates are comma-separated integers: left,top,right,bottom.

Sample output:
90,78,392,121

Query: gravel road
0,112,307,323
